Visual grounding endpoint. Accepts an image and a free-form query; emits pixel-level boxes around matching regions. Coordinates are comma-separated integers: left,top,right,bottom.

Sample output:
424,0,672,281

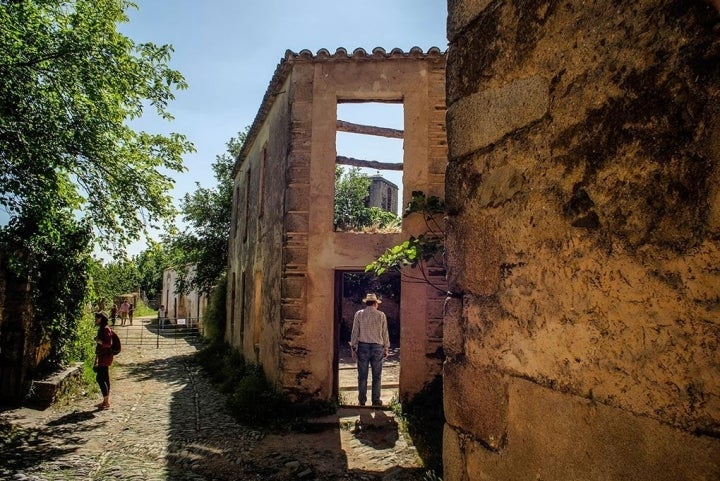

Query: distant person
128,303,134,326
93,312,114,410
350,293,390,407
158,305,166,327
119,300,130,326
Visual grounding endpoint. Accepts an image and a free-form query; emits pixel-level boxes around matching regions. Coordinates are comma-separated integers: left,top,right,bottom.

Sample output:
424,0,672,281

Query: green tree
133,241,175,304
88,257,140,309
334,166,400,231
170,130,246,294
0,0,192,368
0,0,193,250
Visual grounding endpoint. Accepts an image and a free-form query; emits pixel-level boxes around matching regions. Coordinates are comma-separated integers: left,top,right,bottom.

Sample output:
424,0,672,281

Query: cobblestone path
0,322,426,480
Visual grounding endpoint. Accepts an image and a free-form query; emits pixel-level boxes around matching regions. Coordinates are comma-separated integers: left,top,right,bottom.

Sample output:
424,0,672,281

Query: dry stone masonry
444,1,720,479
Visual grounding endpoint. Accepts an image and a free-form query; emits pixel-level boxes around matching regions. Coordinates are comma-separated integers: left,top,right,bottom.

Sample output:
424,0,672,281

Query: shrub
196,341,336,428
202,274,226,343
395,375,444,475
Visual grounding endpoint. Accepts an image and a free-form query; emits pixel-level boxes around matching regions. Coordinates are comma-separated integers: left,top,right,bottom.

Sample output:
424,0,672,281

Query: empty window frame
334,101,404,233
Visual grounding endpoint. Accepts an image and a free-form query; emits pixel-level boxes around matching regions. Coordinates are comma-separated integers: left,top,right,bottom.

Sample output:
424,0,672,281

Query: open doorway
334,270,401,406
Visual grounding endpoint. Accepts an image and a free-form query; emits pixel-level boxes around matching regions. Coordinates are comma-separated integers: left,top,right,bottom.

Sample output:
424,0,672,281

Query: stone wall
0,253,43,405
228,48,447,402
444,1,720,479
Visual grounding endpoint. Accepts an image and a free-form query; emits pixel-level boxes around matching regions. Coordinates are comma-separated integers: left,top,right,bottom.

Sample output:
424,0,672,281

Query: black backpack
110,330,122,355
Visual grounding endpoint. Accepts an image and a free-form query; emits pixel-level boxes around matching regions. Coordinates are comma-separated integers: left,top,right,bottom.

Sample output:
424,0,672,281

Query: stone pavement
0,320,427,480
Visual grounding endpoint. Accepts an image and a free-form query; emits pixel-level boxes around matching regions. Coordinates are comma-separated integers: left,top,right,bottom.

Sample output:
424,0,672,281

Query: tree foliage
170,130,246,294
0,0,193,250
1,204,92,368
0,0,192,368
334,166,400,232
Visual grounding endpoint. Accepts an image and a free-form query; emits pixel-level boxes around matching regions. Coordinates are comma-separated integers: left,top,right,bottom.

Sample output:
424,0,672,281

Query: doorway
333,270,401,406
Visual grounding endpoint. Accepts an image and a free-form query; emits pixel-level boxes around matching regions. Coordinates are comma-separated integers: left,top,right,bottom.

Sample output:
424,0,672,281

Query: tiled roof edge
233,47,446,175
287,46,445,61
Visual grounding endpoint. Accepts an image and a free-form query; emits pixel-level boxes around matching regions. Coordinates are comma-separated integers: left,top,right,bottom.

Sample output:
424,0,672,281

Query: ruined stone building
161,266,207,325
227,48,446,402
367,174,399,213
443,1,720,480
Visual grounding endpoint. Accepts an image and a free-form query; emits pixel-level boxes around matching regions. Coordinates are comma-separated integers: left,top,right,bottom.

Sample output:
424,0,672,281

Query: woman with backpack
93,312,114,410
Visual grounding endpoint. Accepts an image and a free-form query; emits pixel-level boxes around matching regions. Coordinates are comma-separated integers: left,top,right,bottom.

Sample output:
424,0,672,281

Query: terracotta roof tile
233,47,446,175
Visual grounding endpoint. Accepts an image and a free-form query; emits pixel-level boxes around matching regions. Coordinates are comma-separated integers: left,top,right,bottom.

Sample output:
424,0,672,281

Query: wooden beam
336,120,404,139
336,155,403,171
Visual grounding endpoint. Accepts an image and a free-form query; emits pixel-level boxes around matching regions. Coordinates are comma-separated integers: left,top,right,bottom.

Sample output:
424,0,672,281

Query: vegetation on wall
1,206,92,369
195,341,335,427
366,191,446,293
201,274,227,343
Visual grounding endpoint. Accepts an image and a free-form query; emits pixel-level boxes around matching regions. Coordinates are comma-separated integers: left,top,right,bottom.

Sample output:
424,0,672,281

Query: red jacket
95,326,114,367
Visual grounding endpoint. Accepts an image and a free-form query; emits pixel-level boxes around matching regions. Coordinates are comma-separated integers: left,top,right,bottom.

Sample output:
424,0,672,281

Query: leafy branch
365,191,447,293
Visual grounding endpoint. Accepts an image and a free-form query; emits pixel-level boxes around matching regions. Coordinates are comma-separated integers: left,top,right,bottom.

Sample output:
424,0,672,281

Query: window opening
243,169,251,242
334,102,404,233
259,146,266,218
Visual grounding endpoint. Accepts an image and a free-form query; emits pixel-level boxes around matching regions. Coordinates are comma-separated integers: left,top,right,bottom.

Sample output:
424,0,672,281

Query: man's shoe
372,401,383,407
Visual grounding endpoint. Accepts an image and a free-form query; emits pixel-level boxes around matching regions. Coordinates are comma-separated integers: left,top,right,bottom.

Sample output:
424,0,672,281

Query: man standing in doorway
350,293,390,407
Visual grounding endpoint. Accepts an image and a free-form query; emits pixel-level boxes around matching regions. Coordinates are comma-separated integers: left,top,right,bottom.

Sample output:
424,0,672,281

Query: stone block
28,363,83,409
477,165,524,208
285,212,308,233
443,296,465,358
443,424,466,481
444,359,508,450
445,215,502,296
285,184,309,211
281,277,305,299
447,76,549,158
459,377,720,480
447,0,494,40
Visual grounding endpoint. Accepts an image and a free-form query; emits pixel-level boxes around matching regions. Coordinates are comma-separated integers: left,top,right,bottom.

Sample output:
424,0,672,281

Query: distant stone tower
367,175,398,214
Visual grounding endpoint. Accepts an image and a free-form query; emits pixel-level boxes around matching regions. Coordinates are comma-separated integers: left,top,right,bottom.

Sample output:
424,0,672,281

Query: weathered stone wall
227,73,292,381
161,267,207,324
229,49,447,402
444,0,720,479
0,253,42,405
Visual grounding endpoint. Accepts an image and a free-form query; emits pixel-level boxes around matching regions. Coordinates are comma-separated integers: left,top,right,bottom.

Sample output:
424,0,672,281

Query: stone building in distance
227,47,446,403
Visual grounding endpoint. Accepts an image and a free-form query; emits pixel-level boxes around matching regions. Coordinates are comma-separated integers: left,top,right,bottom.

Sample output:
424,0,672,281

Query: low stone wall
28,363,84,409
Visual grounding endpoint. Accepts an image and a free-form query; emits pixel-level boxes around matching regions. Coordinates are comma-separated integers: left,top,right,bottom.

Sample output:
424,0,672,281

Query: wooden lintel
336,155,403,171
336,120,404,139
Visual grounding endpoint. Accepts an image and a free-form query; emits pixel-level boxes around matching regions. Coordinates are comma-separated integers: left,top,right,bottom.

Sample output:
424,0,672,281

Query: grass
391,376,445,477
132,299,156,317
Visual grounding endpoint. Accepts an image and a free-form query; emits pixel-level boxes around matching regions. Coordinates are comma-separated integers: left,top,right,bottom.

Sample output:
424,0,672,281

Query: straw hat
362,293,382,304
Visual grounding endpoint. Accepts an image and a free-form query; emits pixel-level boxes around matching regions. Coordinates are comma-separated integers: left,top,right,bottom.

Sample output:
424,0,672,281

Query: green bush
196,341,336,428
202,275,226,342
396,375,444,475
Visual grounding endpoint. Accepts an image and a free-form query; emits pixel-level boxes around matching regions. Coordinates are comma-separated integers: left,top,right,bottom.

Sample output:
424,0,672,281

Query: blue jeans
356,342,384,405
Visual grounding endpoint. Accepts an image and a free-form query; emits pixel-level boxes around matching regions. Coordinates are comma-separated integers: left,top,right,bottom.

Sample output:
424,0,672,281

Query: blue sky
122,0,448,210
0,1,446,257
